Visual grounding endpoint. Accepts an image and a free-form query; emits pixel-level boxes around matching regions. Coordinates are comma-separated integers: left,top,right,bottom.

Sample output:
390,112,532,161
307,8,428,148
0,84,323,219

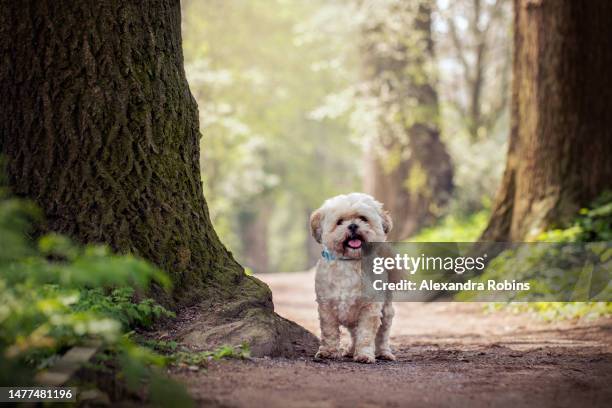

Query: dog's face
310,193,392,259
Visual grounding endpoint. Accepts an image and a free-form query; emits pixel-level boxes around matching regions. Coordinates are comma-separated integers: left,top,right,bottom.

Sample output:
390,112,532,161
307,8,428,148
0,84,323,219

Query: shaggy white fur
310,193,395,363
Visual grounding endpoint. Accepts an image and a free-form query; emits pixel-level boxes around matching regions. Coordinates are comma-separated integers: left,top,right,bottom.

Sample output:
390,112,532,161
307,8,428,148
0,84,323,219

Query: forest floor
171,270,612,408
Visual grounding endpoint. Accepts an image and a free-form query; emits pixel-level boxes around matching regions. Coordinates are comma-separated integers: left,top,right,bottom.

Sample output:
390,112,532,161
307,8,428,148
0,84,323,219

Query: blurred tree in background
182,0,360,272
181,0,514,269
437,0,511,142
358,0,453,240
434,0,512,215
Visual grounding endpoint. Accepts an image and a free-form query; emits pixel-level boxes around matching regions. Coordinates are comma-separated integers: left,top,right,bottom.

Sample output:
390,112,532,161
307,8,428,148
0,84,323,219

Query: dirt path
173,270,612,408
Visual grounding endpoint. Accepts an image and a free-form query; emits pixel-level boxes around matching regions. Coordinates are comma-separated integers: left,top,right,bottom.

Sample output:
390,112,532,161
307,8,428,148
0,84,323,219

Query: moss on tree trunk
0,0,317,356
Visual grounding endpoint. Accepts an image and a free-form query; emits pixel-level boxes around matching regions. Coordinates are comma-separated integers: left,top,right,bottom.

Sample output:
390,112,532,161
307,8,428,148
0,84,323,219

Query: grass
139,338,251,367
409,210,489,242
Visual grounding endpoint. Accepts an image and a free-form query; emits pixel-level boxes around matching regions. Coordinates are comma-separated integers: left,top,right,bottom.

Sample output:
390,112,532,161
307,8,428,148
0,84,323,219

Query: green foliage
463,193,612,320
456,241,611,302
409,210,489,242
139,338,250,369
0,191,191,405
168,344,251,367
537,191,612,242
492,302,612,322
74,287,175,329
139,339,179,354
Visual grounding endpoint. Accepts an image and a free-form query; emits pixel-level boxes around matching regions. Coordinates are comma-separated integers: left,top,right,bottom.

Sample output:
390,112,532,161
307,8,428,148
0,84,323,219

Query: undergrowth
141,338,251,367
0,186,192,406
415,194,612,321
476,192,612,320
410,210,489,242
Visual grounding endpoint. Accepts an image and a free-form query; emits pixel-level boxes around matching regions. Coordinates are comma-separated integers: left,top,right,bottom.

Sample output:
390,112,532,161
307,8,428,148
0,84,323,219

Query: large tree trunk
361,0,453,240
481,0,612,241
0,0,316,357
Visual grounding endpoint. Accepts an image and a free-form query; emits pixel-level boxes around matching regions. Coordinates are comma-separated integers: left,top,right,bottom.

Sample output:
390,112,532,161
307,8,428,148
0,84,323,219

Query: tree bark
0,0,316,356
361,1,453,240
481,0,612,241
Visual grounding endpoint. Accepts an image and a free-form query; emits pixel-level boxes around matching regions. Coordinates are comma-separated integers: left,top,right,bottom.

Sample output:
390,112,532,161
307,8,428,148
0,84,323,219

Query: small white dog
310,193,395,363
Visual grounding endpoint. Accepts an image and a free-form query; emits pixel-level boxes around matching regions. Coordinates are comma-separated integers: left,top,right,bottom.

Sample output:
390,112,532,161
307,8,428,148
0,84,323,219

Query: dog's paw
315,347,340,359
376,350,396,361
342,348,354,358
353,353,376,364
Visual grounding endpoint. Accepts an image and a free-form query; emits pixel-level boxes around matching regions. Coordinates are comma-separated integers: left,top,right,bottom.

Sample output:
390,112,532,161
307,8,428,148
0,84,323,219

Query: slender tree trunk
305,207,321,268
481,0,612,241
0,0,316,356
361,0,453,240
446,0,510,141
238,205,270,275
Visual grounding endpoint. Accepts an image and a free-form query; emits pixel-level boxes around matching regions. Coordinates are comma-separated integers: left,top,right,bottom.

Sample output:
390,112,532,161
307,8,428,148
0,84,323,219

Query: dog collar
321,246,359,261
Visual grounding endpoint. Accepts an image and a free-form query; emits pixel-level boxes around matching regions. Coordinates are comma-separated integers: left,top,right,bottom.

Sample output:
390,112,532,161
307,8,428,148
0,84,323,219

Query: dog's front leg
353,304,381,363
315,302,341,359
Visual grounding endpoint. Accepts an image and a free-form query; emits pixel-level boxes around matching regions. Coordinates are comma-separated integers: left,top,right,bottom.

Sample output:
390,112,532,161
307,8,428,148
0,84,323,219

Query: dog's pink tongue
348,239,362,249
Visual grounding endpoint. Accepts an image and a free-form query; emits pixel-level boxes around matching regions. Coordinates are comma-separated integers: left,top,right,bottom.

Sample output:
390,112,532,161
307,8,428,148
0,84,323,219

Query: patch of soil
172,271,612,408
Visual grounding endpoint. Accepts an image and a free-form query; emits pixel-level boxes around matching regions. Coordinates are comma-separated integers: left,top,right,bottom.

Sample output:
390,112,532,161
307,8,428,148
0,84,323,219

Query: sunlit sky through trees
181,0,511,273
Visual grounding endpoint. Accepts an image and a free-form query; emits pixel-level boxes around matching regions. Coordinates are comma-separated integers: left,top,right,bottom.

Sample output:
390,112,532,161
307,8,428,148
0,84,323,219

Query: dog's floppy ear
310,209,324,243
380,209,393,235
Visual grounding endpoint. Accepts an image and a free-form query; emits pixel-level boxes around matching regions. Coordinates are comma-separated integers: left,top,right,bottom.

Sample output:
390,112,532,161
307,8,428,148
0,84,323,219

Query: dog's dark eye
336,218,343,225
359,216,368,223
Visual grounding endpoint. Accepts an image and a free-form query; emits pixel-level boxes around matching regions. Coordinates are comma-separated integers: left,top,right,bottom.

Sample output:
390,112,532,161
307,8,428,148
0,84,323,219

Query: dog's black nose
348,223,359,232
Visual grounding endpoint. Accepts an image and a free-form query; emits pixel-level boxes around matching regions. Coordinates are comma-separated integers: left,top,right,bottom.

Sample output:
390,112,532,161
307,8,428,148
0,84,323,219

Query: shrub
0,188,191,406
463,192,612,320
